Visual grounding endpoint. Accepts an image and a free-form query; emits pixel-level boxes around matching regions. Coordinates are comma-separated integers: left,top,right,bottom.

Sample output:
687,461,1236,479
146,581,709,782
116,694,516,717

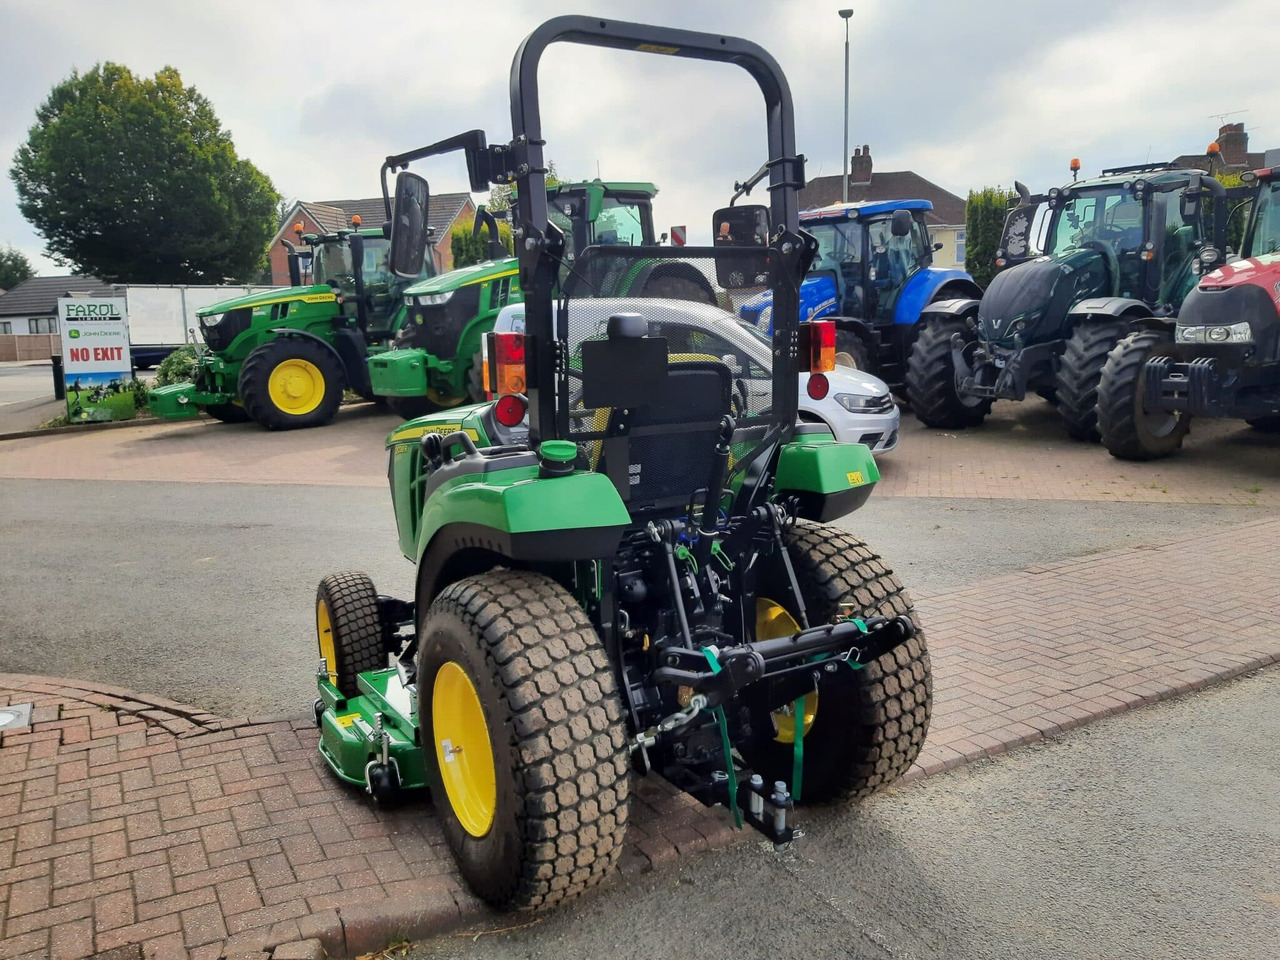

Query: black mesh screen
559,245,788,512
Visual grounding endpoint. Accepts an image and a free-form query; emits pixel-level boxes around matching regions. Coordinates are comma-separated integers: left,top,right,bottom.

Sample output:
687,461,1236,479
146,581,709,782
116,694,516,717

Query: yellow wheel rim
316,598,337,686
426,388,466,408
757,599,818,743
433,661,497,837
267,358,326,415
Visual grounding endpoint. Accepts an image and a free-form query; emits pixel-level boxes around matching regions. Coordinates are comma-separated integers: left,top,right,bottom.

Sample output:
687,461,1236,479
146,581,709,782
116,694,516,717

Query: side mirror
712,204,770,248
932,241,944,252
388,172,431,279
891,209,913,237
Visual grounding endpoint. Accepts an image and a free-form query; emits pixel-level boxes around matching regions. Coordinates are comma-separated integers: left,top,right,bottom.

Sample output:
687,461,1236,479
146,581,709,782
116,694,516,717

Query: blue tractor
737,199,982,391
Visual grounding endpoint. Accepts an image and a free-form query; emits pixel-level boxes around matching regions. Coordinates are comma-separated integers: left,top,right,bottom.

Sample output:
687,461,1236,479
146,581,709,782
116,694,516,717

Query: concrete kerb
0,414,172,443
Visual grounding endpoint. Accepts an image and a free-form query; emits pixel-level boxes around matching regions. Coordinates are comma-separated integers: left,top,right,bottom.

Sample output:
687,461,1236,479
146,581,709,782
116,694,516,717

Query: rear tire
1056,321,1127,441
240,337,344,430
417,570,630,911
1247,416,1280,433
642,271,716,305
1097,331,1189,460
203,402,251,424
835,330,873,373
387,394,439,421
740,521,932,804
316,572,384,700
905,316,991,428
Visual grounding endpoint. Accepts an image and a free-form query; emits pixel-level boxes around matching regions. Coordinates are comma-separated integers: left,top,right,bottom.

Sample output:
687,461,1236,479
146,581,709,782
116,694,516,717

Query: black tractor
906,162,1234,440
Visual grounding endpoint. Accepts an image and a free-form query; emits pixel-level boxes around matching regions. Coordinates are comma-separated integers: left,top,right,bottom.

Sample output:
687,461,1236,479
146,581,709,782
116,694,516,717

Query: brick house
798,146,970,268
0,275,113,361
1174,122,1267,175
267,194,474,286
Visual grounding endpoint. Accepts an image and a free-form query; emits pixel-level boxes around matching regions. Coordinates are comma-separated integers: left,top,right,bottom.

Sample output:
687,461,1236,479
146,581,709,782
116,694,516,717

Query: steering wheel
1081,240,1121,296
1094,223,1126,244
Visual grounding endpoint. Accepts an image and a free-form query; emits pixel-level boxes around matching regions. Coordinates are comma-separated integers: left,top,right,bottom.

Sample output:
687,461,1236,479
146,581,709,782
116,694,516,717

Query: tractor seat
598,359,732,512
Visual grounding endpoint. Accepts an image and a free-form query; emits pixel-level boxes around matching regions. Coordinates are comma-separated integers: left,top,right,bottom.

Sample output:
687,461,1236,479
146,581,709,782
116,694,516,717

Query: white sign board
57,297,135,423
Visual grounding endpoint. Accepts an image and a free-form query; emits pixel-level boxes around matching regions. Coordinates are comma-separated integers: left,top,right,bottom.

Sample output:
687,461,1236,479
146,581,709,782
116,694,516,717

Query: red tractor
1098,164,1280,458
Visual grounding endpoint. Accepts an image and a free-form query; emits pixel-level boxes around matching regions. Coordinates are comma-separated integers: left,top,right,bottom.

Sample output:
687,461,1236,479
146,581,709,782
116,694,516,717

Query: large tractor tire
388,354,486,422
1055,321,1127,441
641,268,716,305
416,570,630,911
1246,416,1280,433
905,316,991,428
741,521,932,804
316,572,385,700
239,337,345,430
204,402,251,424
835,329,874,373
1097,331,1190,461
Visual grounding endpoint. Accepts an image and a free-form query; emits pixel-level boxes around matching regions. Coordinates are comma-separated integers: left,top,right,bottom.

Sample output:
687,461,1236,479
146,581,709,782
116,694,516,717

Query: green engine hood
404,257,518,297
193,284,336,318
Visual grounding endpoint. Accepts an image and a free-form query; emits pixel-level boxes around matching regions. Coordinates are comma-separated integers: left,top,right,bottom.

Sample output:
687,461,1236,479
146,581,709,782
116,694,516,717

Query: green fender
775,436,880,522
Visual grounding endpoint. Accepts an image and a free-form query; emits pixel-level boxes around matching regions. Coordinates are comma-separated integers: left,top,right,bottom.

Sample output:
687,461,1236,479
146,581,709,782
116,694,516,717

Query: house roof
0,275,114,318
799,171,966,226
275,194,473,245
1172,152,1267,173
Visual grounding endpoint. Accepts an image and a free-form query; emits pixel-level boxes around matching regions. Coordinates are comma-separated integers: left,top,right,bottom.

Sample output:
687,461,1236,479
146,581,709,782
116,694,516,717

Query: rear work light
809,319,835,373
484,331,527,396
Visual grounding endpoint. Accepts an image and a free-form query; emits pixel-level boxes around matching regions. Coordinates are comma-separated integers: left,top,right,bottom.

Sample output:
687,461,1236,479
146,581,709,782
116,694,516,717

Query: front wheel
416,570,630,911
1097,332,1190,460
239,337,345,430
203,402,251,424
835,330,873,373
1056,321,1127,441
1247,416,1280,433
740,521,932,804
905,316,991,428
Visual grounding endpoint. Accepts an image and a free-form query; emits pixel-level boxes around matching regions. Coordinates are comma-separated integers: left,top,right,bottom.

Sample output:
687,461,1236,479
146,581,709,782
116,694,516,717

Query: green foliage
154,343,197,386
450,213,514,269
10,63,280,284
965,186,1016,289
486,161,563,212
129,376,150,410
0,244,35,290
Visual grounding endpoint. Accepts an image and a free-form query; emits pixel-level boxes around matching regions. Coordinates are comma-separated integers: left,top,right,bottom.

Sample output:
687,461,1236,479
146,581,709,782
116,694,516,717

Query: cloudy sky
2,0,1277,276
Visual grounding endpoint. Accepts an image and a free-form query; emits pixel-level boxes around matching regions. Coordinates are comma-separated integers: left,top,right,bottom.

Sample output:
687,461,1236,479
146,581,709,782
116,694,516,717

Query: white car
492,301,900,455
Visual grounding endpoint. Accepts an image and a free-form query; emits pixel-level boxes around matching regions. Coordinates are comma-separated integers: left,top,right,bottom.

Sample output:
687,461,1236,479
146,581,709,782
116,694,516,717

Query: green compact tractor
369,171,715,420
1098,163,1280,458
311,17,931,911
906,163,1234,439
148,220,431,429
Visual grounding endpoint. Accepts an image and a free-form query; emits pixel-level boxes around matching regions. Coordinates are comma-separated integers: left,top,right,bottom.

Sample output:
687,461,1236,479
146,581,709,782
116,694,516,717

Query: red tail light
809,320,835,373
807,373,829,400
494,393,527,427
484,332,527,396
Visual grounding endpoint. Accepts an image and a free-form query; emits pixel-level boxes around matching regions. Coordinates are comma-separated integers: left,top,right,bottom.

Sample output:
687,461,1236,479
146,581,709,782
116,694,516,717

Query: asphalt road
0,476,1266,717
412,666,1280,960
0,360,55,405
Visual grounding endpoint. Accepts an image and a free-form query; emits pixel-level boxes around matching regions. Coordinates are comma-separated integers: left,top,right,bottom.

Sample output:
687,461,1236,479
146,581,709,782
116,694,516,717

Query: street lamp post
840,8,853,203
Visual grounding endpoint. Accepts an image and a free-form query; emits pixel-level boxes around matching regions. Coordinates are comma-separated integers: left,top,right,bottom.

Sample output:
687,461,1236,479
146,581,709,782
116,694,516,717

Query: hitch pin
627,694,707,752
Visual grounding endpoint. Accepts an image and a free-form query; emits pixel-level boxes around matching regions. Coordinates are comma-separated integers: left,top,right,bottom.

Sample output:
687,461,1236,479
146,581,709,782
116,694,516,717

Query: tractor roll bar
508,16,802,240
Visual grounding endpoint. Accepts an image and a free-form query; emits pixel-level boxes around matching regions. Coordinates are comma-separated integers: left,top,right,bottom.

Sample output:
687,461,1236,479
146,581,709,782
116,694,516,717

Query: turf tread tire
317,572,384,700
1055,321,1127,441
742,521,932,803
239,337,345,430
1097,331,1189,460
905,317,991,428
417,570,630,911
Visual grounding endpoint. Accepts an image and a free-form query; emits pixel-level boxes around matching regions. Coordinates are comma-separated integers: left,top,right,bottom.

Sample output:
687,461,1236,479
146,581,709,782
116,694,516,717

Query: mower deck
316,669,427,795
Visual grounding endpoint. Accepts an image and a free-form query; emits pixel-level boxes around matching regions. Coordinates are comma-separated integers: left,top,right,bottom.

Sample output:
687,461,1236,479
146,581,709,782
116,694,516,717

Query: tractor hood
405,258,517,297
193,284,336,319
1176,252,1280,360
978,248,1108,347
737,274,840,334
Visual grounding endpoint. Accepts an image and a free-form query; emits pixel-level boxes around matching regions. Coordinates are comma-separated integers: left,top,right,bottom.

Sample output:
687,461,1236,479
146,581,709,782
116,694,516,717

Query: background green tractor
906,163,1233,439
148,219,432,429
312,17,931,913
369,174,716,420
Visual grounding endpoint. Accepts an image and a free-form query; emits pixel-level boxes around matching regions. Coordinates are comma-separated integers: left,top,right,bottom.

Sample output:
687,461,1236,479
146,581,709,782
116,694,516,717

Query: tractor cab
1239,167,1280,257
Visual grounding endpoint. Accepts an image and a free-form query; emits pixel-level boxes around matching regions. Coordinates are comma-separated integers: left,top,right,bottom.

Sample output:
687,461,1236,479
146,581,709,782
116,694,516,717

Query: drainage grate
0,703,33,731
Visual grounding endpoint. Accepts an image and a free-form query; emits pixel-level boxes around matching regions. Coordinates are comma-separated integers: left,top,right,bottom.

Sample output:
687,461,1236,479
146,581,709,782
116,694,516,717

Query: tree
450,213,514,269
486,161,564,212
10,63,280,284
965,186,1016,289
0,245,35,290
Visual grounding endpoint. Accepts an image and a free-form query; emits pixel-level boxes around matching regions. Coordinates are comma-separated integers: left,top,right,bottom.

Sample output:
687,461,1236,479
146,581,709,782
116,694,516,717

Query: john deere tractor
736,198,981,391
311,16,931,912
148,219,431,429
905,163,1233,439
369,171,715,419
1098,160,1280,458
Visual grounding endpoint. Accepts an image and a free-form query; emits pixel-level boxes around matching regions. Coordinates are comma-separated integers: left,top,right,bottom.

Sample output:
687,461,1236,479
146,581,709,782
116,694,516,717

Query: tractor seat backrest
598,359,732,513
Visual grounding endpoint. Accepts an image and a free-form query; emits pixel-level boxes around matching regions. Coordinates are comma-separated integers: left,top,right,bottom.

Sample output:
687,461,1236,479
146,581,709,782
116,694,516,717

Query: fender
830,315,875,343
894,268,982,325
633,259,718,305
1067,297,1161,327
919,297,981,320
266,327,354,382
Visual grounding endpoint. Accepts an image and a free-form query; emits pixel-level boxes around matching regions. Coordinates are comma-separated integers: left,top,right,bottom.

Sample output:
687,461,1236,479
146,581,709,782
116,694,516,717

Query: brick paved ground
4,516,1278,960
2,398,1277,505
